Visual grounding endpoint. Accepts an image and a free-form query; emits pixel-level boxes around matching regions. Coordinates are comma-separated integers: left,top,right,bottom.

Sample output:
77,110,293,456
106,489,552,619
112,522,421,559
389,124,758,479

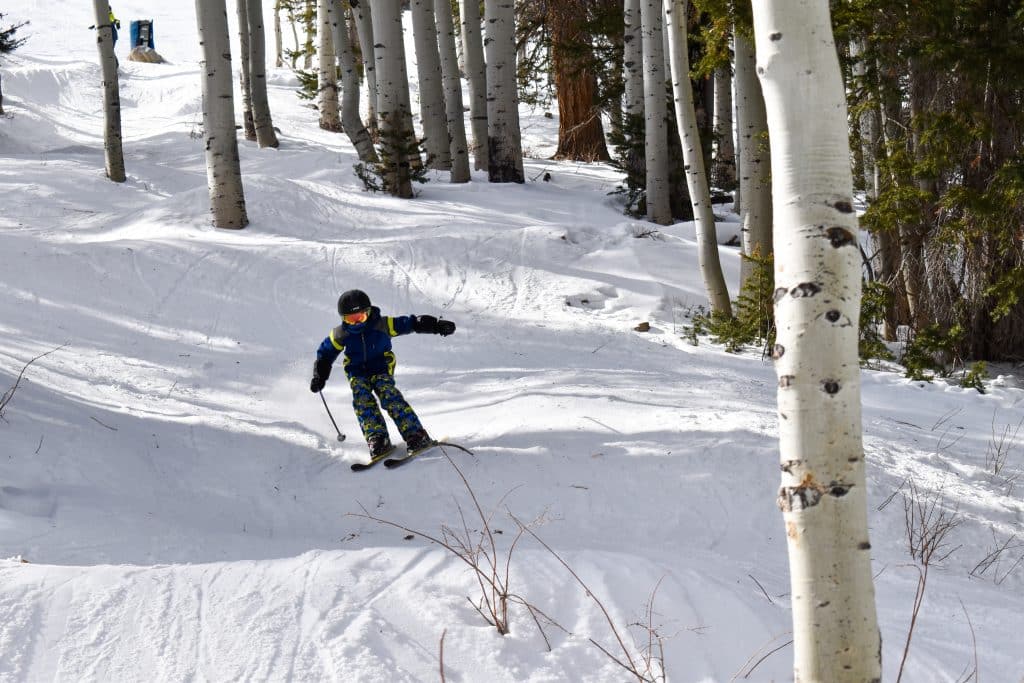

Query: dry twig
0,345,66,421
439,628,447,683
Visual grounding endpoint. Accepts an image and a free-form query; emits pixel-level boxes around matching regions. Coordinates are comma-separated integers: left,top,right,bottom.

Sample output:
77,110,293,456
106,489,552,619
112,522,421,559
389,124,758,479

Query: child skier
310,289,456,459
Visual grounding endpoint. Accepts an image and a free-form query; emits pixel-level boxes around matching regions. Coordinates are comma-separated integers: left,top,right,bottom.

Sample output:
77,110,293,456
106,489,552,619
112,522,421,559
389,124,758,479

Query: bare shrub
903,480,962,565
970,528,1024,585
986,410,1023,477
627,577,670,683
354,452,670,681
896,479,963,682
350,449,536,636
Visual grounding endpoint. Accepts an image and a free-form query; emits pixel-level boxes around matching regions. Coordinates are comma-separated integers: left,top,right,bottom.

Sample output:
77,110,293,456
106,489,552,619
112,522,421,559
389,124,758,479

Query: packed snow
2,2,1023,681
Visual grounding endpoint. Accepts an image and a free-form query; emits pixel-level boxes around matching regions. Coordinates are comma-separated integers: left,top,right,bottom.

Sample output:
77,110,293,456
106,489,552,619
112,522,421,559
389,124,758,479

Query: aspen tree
409,0,451,168
348,0,377,134
303,0,315,69
623,0,644,120
849,38,877,201
195,0,248,229
371,0,417,197
236,0,256,140
640,0,671,224
323,0,372,160
483,0,524,183
713,64,735,188
664,0,731,316
752,0,881,679
317,0,342,131
734,29,771,288
459,0,488,171
328,0,375,161
434,0,470,182
247,0,279,148
273,0,284,67
91,0,125,182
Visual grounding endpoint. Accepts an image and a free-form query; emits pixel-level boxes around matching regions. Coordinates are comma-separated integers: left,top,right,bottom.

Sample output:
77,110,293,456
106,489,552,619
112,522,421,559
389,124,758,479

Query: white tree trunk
303,0,314,69
371,1,415,137
849,38,878,201
623,0,644,121
371,0,416,197
247,0,279,148
273,0,283,67
195,0,248,228
92,0,125,182
317,0,342,131
287,3,301,68
734,30,771,287
349,0,377,134
329,0,376,161
713,64,735,187
752,1,881,680
664,0,731,316
483,0,524,183
434,0,470,182
459,0,488,171
640,0,671,224
410,0,451,169
236,0,256,141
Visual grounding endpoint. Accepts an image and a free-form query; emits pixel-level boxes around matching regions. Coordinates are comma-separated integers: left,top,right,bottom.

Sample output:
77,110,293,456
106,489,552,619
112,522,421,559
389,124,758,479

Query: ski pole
319,391,346,442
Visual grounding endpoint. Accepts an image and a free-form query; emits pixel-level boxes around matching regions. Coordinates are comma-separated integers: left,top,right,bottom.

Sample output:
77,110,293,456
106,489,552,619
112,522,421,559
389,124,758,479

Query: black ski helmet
338,289,372,316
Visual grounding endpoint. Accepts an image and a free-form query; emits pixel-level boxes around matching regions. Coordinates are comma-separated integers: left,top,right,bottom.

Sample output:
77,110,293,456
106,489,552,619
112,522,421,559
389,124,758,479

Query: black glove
114,20,121,29
413,315,456,336
413,314,438,334
310,359,332,393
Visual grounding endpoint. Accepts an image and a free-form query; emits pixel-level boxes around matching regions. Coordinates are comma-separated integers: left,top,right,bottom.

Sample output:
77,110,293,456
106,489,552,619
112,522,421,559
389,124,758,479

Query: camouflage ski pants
348,373,424,443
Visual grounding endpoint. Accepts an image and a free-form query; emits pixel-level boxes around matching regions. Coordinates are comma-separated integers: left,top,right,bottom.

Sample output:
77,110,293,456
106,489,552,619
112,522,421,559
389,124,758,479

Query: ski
383,440,473,469
350,444,397,472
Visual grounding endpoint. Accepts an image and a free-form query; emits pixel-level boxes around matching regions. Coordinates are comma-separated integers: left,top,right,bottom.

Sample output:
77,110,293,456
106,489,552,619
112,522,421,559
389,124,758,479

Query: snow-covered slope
1,2,1023,681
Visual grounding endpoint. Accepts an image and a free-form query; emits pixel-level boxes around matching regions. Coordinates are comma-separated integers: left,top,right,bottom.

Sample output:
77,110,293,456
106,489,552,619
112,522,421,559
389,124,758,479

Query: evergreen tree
0,13,29,115
838,0,1024,361
548,0,610,161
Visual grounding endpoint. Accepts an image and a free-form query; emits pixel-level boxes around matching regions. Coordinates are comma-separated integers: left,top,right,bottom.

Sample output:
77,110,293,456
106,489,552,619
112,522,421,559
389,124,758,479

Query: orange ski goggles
342,309,370,324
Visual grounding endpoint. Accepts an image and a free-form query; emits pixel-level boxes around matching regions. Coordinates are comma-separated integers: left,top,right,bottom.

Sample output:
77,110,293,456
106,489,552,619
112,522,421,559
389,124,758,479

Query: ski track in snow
2,2,1024,681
